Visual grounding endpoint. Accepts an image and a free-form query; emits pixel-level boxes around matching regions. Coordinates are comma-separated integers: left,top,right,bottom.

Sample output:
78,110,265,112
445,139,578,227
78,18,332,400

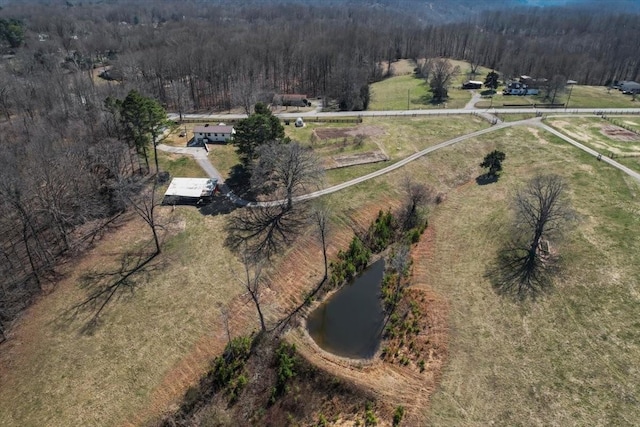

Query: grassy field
206,143,241,179
565,85,639,108
369,59,493,110
0,208,243,427
407,126,640,425
156,151,208,178
545,116,640,173
370,74,435,110
2,89,640,426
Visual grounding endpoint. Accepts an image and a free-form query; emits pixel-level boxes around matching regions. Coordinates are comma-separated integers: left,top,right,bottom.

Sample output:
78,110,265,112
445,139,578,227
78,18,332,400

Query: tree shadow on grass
199,194,238,216
225,164,256,201
485,243,557,302
59,244,162,334
475,173,499,186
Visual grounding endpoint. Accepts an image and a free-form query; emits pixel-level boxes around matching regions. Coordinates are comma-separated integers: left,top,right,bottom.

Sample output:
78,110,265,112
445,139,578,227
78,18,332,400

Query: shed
462,80,483,89
163,178,218,203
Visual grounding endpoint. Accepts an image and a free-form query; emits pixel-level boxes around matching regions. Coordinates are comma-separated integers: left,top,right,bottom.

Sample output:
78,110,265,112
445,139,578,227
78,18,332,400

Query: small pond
307,259,385,359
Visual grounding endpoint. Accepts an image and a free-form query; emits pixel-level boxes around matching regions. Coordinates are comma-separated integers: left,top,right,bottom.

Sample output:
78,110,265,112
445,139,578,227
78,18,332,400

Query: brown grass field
0,117,639,426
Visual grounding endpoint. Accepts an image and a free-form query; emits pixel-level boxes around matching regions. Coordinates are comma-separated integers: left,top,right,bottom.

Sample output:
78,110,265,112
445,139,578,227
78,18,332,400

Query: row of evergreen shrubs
329,236,371,288
329,208,427,289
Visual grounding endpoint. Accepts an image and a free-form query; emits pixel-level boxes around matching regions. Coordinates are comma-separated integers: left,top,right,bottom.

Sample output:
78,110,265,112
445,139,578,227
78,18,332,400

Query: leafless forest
1,0,639,337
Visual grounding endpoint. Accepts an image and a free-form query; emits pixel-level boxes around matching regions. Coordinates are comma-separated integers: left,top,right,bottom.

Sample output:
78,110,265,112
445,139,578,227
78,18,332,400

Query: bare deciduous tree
238,250,268,332
251,142,324,209
423,58,459,103
312,200,331,281
491,175,574,298
397,177,433,233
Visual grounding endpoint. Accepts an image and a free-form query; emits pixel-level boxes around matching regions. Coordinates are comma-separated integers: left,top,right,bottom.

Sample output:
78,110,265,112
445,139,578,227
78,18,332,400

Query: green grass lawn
207,143,241,179
370,74,434,110
475,85,639,109
156,151,208,178
369,75,472,110
565,85,639,108
369,58,503,111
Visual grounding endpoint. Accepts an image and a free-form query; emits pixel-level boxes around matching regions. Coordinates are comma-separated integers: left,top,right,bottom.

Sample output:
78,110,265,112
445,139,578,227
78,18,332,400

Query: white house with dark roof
194,123,235,143
620,81,640,94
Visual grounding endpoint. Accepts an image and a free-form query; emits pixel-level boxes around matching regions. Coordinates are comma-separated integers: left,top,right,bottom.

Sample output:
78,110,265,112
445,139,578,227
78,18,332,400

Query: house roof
621,81,640,89
164,178,218,198
194,125,235,134
280,94,307,100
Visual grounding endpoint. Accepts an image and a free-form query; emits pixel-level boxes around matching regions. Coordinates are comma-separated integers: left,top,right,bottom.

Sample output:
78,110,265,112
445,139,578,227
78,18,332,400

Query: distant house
462,80,483,89
273,94,310,107
518,75,546,89
620,81,640,94
503,81,539,96
194,123,235,144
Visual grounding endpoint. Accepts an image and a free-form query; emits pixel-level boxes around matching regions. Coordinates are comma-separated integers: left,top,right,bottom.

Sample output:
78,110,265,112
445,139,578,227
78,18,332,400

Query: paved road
169,107,640,122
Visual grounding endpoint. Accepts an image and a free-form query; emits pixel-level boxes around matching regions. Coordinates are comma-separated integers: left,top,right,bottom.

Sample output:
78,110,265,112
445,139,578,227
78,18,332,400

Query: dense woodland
1,0,640,338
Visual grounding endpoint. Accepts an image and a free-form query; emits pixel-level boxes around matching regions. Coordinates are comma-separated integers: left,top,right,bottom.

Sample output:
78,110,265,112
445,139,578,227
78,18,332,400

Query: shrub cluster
329,236,371,288
172,335,253,422
270,341,297,403
365,210,397,253
210,335,253,403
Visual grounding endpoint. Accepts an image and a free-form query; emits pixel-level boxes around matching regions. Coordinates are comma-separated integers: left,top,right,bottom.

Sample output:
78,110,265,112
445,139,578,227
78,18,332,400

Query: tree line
2,1,638,117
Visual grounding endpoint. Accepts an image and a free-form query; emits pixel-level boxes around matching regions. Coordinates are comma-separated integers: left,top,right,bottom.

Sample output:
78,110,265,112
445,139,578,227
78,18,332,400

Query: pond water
307,259,385,359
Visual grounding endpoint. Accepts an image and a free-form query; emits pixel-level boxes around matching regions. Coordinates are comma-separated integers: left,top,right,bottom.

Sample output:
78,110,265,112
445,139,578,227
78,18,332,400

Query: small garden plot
326,151,389,170
311,125,388,169
600,125,639,142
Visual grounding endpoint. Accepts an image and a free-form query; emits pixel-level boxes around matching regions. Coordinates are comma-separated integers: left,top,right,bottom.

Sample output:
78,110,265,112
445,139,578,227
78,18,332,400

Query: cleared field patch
320,116,488,186
601,125,639,141
476,85,640,109
313,125,385,140
156,151,208,178
566,85,639,108
370,74,434,110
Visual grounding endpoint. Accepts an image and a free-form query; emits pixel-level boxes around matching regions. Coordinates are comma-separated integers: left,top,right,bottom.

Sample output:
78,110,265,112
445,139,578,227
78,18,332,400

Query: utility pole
565,81,575,111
